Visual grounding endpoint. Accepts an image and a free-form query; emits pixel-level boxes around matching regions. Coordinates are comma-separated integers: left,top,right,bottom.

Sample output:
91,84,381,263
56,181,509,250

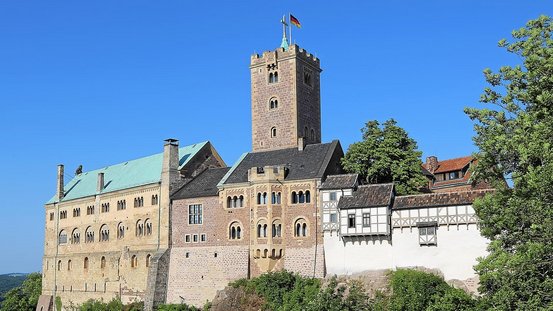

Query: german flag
290,14,301,28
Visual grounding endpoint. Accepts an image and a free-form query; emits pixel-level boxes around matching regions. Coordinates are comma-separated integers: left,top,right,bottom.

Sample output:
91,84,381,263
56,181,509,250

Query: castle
37,36,491,311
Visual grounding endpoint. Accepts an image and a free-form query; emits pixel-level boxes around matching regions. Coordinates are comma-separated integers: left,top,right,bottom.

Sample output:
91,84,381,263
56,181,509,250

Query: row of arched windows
117,200,126,210
268,71,278,83
291,190,311,204
86,205,94,215
101,203,109,213
270,98,278,109
134,197,144,208
73,208,81,217
57,254,151,272
303,126,317,141
254,248,283,259
227,195,244,208
59,220,152,245
229,222,242,240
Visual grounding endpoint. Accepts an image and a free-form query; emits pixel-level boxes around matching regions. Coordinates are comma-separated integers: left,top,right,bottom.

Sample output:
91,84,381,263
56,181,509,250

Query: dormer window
449,171,461,180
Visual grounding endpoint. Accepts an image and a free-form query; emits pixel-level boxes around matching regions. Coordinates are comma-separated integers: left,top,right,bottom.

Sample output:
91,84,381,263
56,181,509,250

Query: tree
464,15,553,310
0,273,41,311
341,119,427,195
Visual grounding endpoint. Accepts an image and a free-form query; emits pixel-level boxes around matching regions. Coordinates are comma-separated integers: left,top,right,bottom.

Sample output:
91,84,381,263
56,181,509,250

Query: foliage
0,274,27,304
464,14,553,310
306,277,371,311
388,269,476,311
55,296,62,311
155,302,200,311
0,273,41,311
230,270,320,311
341,119,427,195
76,298,142,311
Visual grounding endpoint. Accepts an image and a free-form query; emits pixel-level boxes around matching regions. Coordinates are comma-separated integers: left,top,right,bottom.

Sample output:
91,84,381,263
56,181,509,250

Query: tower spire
280,15,289,50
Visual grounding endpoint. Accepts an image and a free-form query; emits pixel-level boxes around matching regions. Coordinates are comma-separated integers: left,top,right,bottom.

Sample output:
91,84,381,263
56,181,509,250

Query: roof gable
337,183,394,209
433,156,473,173
46,141,208,204
172,167,230,199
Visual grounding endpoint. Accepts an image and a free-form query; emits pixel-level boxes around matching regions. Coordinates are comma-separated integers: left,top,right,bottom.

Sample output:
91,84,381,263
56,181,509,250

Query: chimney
162,138,180,187
56,164,65,201
97,172,105,193
426,156,439,173
298,137,306,151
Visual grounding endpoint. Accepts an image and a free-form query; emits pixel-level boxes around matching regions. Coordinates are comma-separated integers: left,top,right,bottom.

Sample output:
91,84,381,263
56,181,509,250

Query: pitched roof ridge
396,189,492,199
75,141,209,176
358,182,394,187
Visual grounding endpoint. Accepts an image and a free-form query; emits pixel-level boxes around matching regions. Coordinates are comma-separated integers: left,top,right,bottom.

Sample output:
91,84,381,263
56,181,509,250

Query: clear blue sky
0,1,549,273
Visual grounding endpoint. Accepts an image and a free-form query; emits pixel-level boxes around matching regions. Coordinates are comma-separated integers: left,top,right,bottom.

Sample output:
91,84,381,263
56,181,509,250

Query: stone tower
250,44,322,152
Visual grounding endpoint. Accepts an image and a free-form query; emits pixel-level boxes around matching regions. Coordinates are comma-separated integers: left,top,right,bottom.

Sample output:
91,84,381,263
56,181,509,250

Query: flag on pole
290,14,301,28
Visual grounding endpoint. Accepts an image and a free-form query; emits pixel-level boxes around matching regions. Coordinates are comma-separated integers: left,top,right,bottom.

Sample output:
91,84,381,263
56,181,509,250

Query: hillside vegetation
0,274,27,305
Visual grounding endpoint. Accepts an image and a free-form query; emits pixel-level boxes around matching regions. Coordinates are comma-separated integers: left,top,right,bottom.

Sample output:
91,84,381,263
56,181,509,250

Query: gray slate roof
222,141,341,185
393,189,493,209
320,174,358,190
172,167,230,199
337,184,394,209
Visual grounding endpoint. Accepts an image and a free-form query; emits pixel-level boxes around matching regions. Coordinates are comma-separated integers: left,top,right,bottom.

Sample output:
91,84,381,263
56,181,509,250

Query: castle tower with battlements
250,44,322,152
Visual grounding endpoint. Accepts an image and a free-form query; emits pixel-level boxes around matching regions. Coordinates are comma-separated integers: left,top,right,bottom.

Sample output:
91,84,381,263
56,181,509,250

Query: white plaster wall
324,223,488,281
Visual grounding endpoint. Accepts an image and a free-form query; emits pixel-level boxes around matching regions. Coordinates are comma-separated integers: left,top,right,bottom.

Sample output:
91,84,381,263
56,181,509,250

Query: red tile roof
425,156,474,174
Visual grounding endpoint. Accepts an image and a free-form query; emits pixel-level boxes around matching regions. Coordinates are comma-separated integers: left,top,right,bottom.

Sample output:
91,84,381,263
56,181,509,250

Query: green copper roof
280,36,289,50
46,141,208,204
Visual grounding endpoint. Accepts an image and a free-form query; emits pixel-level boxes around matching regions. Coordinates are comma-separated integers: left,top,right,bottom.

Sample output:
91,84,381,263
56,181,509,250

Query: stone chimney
56,164,65,201
162,138,180,188
426,156,439,173
298,137,306,151
97,172,105,193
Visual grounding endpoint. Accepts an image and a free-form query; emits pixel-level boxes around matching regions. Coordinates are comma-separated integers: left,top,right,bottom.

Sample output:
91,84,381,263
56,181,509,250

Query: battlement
250,44,320,67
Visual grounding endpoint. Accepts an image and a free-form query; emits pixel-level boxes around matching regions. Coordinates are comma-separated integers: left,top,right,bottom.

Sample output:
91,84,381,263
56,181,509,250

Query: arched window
131,255,137,268
85,226,94,243
274,72,278,83
277,192,282,204
304,126,309,138
271,127,277,138
270,98,278,109
100,256,106,269
233,196,238,208
263,249,268,258
239,195,244,207
271,192,277,204
227,196,232,208
136,219,144,237
298,191,305,204
145,219,152,236
146,254,151,267
58,230,67,245
256,220,268,238
256,249,261,258
57,260,62,271
272,220,282,238
99,224,109,242
67,260,72,271
257,224,262,238
311,129,315,141
151,195,158,205
294,218,308,237
84,257,89,270
117,222,124,239
257,193,262,205
262,192,267,205
305,190,311,203
71,228,80,244
269,72,274,83
229,222,242,240
291,192,297,204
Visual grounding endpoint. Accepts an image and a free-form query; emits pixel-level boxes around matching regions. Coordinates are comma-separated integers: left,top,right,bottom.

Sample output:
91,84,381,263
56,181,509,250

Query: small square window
418,225,437,246
185,235,191,243
330,213,337,223
329,192,337,201
200,234,206,242
185,252,189,258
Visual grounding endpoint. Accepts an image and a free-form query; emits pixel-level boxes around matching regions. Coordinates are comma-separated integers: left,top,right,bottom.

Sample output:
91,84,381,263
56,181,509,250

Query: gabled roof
221,141,341,185
431,156,474,174
46,142,209,204
337,183,394,209
393,189,492,209
172,167,230,200
320,174,358,190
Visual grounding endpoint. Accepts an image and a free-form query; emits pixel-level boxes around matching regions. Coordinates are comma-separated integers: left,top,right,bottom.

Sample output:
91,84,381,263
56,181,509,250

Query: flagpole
289,13,292,46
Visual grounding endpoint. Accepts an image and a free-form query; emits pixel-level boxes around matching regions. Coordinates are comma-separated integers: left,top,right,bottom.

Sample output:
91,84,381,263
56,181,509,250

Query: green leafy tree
341,119,427,195
465,15,553,310
0,273,41,311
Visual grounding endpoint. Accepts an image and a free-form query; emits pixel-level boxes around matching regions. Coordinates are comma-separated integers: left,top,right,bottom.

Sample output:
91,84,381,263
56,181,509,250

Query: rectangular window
362,213,370,227
50,212,54,221
200,234,206,242
193,234,198,243
448,171,460,180
418,225,437,246
348,214,356,228
185,235,191,243
329,192,337,201
330,213,337,223
188,204,203,225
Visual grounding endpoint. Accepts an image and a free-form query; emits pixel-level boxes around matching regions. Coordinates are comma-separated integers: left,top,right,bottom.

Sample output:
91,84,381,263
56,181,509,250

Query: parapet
250,44,320,67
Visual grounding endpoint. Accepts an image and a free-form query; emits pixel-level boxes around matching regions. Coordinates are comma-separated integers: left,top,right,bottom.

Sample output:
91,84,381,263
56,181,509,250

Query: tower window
271,127,277,138
270,98,278,109
303,68,313,86
269,71,279,84
311,129,315,141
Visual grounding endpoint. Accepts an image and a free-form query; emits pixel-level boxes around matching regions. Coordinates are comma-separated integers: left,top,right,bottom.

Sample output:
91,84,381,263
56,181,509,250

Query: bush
78,298,143,311
155,303,200,311
0,273,42,311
